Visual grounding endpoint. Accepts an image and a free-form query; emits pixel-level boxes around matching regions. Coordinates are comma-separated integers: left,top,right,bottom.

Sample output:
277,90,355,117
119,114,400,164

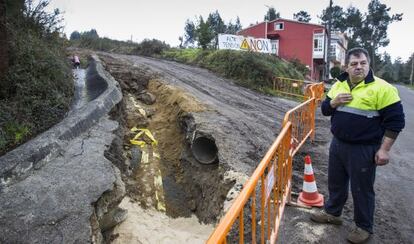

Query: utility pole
325,0,333,81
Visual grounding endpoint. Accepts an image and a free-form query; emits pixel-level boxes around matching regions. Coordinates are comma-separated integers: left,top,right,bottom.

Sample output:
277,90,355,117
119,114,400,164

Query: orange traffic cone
298,155,324,207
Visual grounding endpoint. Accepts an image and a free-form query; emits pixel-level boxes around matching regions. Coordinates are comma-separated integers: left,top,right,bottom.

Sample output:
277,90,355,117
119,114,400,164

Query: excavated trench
100,55,233,242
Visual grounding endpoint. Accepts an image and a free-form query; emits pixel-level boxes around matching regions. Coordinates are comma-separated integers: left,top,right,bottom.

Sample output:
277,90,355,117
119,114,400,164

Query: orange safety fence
272,77,307,99
207,82,324,244
283,98,315,154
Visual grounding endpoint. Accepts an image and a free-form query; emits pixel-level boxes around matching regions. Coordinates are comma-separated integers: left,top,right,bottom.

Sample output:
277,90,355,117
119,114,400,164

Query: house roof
270,18,325,28
238,18,326,34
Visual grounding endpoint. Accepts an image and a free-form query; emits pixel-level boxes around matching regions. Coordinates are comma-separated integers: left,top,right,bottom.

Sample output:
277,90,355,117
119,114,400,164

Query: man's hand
330,93,353,108
375,136,396,166
375,148,390,166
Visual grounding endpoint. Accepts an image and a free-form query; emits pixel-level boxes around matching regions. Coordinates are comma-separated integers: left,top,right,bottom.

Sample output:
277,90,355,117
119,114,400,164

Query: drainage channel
99,56,226,243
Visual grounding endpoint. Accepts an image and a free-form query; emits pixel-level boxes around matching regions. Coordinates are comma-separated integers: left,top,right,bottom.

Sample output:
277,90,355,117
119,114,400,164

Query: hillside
0,1,73,155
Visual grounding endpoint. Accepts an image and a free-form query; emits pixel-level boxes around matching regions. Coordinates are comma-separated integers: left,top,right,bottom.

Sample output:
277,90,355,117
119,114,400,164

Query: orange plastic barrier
207,82,324,244
272,77,307,99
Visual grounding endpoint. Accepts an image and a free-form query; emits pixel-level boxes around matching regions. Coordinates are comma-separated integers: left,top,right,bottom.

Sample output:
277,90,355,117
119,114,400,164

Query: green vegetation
183,10,242,49
330,66,341,79
293,10,311,22
0,0,73,155
264,6,280,21
320,0,402,72
162,48,304,93
131,39,170,56
70,29,138,54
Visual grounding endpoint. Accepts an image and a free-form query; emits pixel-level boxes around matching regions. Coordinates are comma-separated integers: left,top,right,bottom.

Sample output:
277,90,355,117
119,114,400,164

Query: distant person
72,55,80,69
310,47,405,243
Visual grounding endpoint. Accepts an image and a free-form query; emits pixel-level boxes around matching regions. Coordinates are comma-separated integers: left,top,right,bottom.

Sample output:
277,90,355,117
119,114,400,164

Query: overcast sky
48,0,413,61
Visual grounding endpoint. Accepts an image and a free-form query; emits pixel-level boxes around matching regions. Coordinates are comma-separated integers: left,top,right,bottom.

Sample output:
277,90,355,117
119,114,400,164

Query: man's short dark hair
345,47,370,65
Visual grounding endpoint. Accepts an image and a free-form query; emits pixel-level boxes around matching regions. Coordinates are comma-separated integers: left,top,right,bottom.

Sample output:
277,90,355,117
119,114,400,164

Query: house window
270,40,279,55
313,34,324,52
274,22,284,30
330,44,336,57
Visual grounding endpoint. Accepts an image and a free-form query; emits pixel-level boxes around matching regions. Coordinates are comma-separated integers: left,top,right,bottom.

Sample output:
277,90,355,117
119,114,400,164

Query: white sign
264,165,275,206
218,34,275,54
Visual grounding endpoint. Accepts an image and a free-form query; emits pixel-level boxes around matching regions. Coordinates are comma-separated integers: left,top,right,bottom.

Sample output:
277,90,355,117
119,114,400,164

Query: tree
293,10,311,22
377,52,394,82
392,57,404,82
207,10,226,48
226,16,242,34
344,7,363,38
359,0,402,70
196,16,213,49
82,29,99,39
70,30,81,40
264,7,280,21
401,53,414,84
184,19,196,47
178,36,183,48
319,0,402,71
24,0,64,34
319,5,346,32
410,54,414,85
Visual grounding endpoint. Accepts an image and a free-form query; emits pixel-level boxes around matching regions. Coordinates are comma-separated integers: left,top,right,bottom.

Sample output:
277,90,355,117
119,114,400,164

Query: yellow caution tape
155,191,166,212
130,127,158,147
154,171,166,212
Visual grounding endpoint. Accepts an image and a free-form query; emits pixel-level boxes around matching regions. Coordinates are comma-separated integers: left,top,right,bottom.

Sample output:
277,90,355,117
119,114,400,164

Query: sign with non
218,34,275,54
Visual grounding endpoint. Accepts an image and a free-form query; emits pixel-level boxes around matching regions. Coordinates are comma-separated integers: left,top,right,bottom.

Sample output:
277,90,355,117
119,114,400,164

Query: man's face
346,53,370,83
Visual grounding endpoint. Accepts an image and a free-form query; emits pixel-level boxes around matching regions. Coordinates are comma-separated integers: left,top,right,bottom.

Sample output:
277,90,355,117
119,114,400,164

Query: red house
238,18,328,81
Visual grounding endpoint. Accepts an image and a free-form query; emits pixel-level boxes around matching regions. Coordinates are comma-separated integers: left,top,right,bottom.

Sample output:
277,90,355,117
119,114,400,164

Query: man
310,47,405,243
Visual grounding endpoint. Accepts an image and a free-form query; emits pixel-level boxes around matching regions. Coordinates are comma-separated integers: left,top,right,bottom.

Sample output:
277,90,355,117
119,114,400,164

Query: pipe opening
191,136,218,165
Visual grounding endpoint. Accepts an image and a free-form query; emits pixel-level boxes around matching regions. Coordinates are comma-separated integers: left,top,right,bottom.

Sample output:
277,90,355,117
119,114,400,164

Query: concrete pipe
191,135,218,165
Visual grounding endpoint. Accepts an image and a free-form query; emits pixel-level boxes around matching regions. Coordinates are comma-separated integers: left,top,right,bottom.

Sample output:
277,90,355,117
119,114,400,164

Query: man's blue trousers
324,137,379,233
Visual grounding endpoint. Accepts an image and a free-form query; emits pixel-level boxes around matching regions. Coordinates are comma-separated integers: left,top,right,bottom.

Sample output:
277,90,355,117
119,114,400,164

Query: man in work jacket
310,47,405,244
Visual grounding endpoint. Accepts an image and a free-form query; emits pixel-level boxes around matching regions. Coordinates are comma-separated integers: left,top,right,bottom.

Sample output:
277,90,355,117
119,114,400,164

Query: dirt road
375,85,414,243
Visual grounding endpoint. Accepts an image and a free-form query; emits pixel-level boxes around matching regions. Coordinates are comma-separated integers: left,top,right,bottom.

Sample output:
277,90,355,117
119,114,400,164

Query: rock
99,207,128,232
138,92,156,105
130,147,142,170
124,99,148,128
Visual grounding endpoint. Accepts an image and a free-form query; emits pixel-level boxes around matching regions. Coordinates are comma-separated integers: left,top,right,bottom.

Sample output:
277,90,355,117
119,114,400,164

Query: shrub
131,39,170,57
330,66,341,79
0,0,73,155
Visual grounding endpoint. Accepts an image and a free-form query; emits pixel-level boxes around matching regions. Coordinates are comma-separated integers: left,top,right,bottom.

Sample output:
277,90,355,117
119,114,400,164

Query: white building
329,32,348,70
